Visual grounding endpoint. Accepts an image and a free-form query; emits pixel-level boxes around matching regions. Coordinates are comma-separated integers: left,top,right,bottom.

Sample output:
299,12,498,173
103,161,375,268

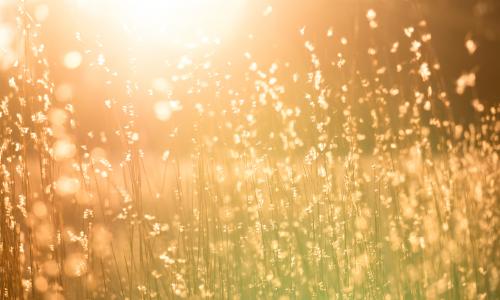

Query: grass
0,1,499,299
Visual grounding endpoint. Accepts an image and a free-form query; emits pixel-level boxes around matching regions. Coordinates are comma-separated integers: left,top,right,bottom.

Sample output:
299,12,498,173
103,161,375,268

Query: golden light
63,51,82,69
1,0,497,298
154,99,182,121
55,176,81,197
75,0,246,45
53,139,77,161
119,0,245,42
154,100,172,121
0,22,15,70
34,3,50,22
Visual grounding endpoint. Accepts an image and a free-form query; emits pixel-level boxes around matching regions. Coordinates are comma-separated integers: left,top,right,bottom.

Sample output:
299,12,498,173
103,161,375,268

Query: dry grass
0,1,499,299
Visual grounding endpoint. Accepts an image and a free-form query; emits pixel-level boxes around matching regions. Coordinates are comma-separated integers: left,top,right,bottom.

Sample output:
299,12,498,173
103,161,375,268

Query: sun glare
75,0,246,45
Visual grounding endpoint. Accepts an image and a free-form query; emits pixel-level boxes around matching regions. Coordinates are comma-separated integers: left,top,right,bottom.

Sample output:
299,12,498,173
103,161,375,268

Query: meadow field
0,0,498,299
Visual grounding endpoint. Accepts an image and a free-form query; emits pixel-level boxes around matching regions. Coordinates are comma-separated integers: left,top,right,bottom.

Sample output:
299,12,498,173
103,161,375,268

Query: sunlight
1,1,499,298
116,0,246,44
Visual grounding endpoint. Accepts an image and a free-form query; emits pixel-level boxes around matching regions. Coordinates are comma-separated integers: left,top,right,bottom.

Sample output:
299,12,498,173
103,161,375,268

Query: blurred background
0,0,499,152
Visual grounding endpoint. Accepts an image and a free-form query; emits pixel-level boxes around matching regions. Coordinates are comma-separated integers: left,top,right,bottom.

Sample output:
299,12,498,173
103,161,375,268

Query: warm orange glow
73,0,246,45
0,1,499,299
63,51,82,69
